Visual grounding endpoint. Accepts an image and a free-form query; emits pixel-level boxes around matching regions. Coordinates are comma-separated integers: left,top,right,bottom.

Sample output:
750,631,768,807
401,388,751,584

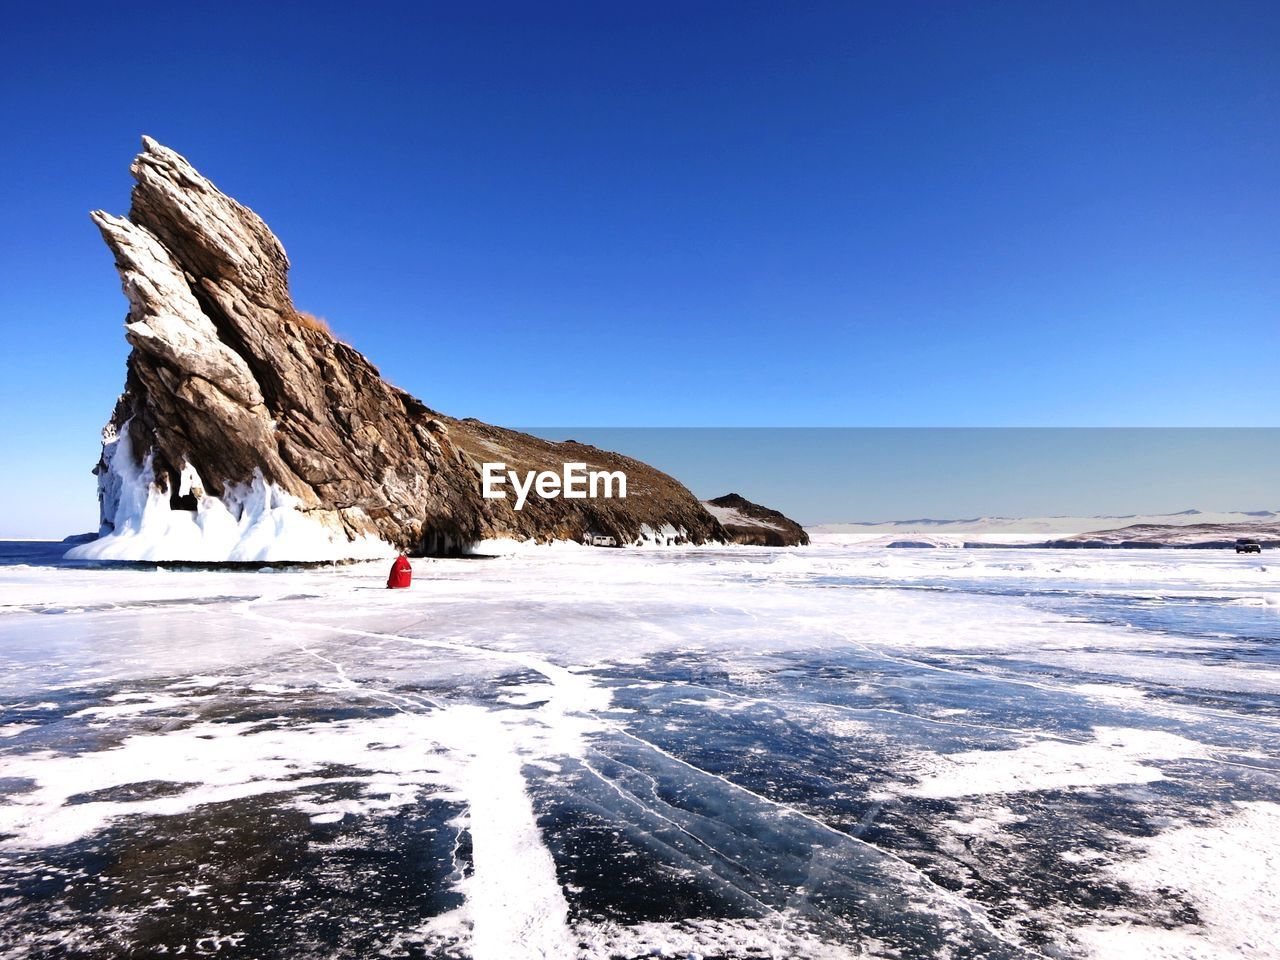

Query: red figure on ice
387,555,413,589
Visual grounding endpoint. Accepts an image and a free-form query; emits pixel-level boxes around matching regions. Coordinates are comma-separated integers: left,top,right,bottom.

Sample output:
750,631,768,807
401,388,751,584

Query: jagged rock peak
129,136,292,306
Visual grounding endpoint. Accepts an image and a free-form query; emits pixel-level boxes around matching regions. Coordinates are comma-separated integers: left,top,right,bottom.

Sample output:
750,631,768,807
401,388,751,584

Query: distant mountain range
809,509,1280,541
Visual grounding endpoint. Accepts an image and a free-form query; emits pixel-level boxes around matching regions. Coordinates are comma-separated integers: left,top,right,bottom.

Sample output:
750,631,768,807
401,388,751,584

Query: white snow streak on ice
903,727,1211,798
458,708,575,960
0,713,463,849
1076,801,1280,960
242,609,587,957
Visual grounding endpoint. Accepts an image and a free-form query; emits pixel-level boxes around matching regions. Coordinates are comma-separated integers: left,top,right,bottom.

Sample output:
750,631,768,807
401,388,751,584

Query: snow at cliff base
64,422,395,563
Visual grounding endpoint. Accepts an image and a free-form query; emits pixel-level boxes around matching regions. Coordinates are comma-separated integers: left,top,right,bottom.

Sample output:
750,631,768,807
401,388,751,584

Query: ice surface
2,538,1278,958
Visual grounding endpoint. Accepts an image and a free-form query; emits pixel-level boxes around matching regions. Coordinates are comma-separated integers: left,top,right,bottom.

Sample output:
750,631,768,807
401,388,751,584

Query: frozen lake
1,539,1277,959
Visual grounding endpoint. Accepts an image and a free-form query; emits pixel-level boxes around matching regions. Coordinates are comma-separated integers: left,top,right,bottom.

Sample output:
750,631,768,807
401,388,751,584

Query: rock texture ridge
703,494,810,547
76,137,734,559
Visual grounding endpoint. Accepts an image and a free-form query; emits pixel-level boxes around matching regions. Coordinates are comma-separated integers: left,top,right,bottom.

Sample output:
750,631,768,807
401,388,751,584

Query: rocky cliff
703,493,810,547
71,137,738,561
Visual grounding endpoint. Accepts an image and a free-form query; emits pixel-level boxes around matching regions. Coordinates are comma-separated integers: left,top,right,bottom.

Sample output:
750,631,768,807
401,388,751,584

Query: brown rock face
703,493,810,547
85,137,725,556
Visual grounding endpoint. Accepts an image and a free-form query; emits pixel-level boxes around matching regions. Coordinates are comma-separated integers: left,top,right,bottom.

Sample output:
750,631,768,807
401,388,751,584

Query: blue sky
1,2,1277,535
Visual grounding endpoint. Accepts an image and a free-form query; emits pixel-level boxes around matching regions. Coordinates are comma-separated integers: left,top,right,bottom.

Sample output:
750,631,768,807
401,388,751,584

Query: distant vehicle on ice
1236,538,1262,554
586,533,619,547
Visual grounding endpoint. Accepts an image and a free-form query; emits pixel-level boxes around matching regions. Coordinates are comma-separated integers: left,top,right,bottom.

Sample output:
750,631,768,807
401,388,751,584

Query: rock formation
703,493,810,547
71,137,754,560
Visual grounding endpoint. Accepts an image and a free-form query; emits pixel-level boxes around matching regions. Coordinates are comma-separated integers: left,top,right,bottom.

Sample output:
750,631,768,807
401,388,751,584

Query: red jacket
387,555,412,589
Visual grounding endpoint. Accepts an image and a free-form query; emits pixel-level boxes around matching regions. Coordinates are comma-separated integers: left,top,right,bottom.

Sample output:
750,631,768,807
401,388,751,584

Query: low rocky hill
703,494,810,547
1049,522,1280,549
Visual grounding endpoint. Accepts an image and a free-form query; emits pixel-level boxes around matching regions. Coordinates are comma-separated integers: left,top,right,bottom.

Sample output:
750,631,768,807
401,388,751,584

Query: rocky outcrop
73,137,730,560
702,493,810,547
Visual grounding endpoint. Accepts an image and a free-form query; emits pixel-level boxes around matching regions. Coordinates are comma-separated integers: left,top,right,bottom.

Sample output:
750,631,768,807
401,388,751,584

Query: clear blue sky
1,2,1277,536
